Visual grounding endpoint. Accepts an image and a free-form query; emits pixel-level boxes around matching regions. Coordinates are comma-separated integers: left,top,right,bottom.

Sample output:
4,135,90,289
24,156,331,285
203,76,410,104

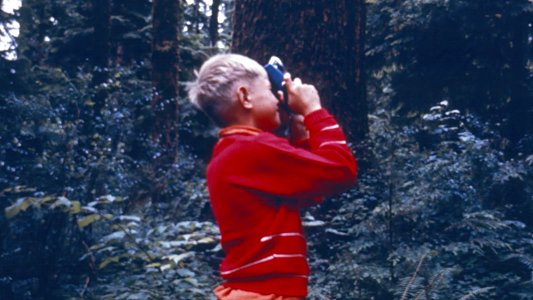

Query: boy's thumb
282,73,292,90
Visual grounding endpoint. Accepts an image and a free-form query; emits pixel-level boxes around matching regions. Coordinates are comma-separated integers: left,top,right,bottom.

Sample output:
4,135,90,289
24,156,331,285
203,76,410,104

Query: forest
0,0,532,299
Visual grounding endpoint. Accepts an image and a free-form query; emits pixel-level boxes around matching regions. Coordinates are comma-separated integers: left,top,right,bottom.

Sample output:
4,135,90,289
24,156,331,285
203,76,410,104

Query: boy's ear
237,86,253,110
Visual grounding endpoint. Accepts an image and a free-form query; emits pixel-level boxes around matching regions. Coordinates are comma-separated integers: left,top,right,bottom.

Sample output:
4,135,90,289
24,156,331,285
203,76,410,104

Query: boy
187,54,357,299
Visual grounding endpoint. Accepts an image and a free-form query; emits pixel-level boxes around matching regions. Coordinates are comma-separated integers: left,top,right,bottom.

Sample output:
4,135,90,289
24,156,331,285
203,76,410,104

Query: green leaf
2,186,37,194
4,197,36,219
162,252,193,265
77,214,101,229
101,231,126,243
70,201,81,214
98,255,121,269
34,195,56,208
84,99,95,107
50,196,72,211
145,262,161,268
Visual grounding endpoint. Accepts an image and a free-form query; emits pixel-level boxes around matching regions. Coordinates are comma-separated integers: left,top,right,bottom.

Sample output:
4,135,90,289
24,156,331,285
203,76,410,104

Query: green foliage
0,187,86,299
1,187,219,299
306,96,533,299
1,0,531,299
366,0,532,154
1,0,230,296
77,219,220,299
182,0,234,49
0,54,214,300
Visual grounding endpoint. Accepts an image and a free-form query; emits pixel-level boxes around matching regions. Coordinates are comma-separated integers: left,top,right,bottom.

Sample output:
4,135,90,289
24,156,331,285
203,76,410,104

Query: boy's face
248,73,282,132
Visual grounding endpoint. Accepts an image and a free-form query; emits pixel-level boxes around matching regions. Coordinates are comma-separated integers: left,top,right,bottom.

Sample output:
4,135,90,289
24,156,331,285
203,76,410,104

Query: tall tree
367,0,532,156
193,0,201,34
506,9,531,153
92,0,111,115
209,0,221,47
232,0,368,142
110,0,152,67
16,0,50,64
151,0,179,157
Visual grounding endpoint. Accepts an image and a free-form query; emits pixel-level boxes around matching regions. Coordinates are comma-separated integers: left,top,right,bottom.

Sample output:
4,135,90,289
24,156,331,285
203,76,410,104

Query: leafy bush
366,0,532,155
1,187,219,299
0,62,215,298
306,99,533,299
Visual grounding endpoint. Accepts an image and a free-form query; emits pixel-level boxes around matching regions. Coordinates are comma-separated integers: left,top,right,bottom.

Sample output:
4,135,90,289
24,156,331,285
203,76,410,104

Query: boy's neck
225,117,260,130
219,125,262,137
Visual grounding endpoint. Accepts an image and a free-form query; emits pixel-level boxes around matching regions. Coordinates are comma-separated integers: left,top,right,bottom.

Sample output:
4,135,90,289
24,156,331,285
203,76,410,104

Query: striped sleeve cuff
304,108,332,131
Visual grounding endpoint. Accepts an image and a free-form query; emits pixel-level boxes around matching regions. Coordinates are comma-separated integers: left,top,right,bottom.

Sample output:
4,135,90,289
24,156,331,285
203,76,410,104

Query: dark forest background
0,0,532,299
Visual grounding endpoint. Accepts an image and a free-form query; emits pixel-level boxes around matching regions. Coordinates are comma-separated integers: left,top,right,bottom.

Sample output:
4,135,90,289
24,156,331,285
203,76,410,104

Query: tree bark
92,0,111,115
194,0,201,34
232,0,368,142
506,11,531,155
209,0,221,47
151,0,179,157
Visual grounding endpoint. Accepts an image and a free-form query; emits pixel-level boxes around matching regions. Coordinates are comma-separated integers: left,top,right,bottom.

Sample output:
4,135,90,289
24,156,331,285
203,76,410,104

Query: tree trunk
151,0,179,158
194,0,201,34
232,0,368,142
92,0,111,115
506,11,531,155
209,0,221,47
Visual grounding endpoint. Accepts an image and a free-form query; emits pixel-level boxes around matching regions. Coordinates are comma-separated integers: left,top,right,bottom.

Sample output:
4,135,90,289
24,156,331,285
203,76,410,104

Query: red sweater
207,109,357,297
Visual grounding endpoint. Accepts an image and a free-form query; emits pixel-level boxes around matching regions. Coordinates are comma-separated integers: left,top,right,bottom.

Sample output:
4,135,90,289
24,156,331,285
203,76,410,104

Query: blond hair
187,54,267,127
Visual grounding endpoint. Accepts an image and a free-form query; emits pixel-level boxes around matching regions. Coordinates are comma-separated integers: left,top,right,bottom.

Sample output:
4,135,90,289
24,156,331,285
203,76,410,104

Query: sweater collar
219,125,262,138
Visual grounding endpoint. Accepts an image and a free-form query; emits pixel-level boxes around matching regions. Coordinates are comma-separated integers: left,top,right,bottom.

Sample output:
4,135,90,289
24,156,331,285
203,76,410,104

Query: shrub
307,100,533,299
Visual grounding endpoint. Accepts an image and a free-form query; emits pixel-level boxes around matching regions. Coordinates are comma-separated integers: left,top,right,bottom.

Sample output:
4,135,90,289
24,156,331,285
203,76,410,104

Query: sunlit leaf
162,252,193,265
101,231,126,243
526,155,533,166
77,214,101,228
98,256,121,269
4,197,35,219
102,213,114,220
84,99,95,106
196,237,216,244
160,264,172,272
2,186,37,194
50,196,72,211
118,215,142,222
41,195,57,205
145,262,161,268
70,201,81,214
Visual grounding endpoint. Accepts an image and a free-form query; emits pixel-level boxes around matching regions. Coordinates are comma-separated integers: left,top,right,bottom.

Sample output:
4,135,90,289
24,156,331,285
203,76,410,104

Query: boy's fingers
277,90,284,102
282,73,292,86
282,73,292,92
292,114,305,123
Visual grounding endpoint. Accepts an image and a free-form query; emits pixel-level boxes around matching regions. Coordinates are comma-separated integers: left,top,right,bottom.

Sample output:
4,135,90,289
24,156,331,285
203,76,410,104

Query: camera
264,56,290,112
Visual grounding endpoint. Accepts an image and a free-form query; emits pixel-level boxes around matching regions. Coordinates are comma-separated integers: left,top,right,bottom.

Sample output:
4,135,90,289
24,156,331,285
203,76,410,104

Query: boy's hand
290,114,309,141
283,73,322,116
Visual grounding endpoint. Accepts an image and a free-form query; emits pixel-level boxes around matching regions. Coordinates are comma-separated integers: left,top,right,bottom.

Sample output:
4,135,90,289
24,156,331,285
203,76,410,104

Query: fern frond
396,275,424,300
448,211,508,233
504,253,533,272
459,287,495,300
400,253,427,300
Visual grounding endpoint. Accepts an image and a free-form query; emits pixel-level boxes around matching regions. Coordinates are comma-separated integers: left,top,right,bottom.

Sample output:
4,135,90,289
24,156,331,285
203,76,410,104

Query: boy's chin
272,121,290,137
